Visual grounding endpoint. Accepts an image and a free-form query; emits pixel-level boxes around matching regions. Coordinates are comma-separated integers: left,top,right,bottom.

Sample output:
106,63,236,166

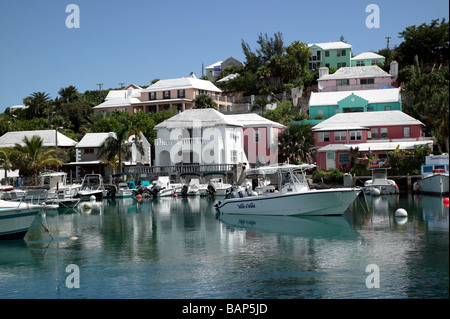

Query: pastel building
93,75,233,114
312,111,432,171
308,41,352,72
308,88,402,119
351,52,385,66
154,108,248,167
226,113,286,166
317,65,392,92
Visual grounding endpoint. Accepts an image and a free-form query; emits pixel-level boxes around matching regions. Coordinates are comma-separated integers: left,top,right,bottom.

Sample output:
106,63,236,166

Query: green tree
193,94,217,109
23,92,52,120
278,123,316,164
58,85,80,104
397,18,449,67
97,121,144,173
11,136,63,183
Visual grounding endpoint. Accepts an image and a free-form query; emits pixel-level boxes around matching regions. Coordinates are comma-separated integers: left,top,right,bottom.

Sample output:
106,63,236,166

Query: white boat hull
216,188,360,216
0,203,40,240
415,174,449,194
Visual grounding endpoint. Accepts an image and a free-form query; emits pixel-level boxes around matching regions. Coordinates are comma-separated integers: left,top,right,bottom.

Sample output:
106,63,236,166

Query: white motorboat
413,154,449,194
215,164,361,216
0,199,42,240
148,176,181,197
206,177,233,196
39,172,82,199
363,168,399,195
77,174,107,200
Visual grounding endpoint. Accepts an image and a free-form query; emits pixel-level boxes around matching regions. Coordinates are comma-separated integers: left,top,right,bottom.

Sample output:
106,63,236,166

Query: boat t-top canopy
245,163,316,176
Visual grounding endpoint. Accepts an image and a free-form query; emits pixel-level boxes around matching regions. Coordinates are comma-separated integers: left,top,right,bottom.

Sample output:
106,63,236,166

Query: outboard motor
132,185,146,196
148,184,161,197
207,183,216,196
181,184,189,198
238,190,248,198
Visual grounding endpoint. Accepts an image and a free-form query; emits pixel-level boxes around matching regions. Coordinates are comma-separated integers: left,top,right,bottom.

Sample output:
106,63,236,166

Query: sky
0,0,448,112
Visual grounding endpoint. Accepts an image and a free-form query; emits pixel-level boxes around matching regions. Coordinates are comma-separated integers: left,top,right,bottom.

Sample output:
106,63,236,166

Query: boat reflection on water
218,213,357,240
416,194,449,231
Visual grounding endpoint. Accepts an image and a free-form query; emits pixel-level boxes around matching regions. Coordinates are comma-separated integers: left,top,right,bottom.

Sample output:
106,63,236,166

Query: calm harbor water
0,193,448,299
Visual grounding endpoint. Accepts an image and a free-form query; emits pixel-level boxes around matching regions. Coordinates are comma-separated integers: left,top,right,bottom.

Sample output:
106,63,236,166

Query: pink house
312,111,433,171
226,114,286,166
317,65,392,92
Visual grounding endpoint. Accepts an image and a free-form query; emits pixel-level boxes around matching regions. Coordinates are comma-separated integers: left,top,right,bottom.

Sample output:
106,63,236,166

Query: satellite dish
318,82,324,90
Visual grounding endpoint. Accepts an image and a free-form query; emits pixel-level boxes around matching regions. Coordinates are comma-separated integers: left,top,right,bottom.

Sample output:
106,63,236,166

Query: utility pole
97,83,103,102
119,82,125,89
385,36,391,49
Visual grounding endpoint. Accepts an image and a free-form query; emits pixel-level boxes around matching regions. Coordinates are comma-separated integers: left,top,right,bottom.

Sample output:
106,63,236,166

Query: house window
339,153,351,163
360,78,375,85
230,150,238,162
350,131,362,141
325,50,329,57
163,91,171,99
337,50,346,57
254,129,260,143
325,63,330,68
149,92,157,100
380,128,388,139
356,60,365,66
318,132,329,142
337,79,349,86
371,128,378,139
403,127,411,138
367,106,374,112
177,90,185,98
84,148,94,154
334,131,347,142
337,62,347,68
371,59,381,65
385,105,391,111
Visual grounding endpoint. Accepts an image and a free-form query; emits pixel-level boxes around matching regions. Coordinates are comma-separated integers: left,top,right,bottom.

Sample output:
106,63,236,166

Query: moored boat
215,164,360,216
363,168,399,195
413,154,449,194
77,174,107,200
0,200,41,240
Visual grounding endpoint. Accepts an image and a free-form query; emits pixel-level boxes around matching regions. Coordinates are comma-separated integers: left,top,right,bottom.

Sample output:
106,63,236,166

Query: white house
0,130,77,148
154,108,248,167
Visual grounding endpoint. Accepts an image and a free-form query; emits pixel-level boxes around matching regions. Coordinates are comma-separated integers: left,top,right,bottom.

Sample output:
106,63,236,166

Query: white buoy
70,236,78,240
395,208,408,217
371,188,381,196
90,195,96,202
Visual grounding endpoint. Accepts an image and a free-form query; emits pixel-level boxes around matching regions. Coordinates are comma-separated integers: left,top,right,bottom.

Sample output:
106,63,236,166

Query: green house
308,88,402,119
308,41,352,72
351,52,385,67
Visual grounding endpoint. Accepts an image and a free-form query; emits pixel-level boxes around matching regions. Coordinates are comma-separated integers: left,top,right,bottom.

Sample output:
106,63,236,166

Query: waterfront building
312,110,433,171
308,87,402,120
153,108,248,167
351,52,386,67
307,41,352,72
63,132,151,180
317,65,392,92
226,113,286,166
0,130,77,148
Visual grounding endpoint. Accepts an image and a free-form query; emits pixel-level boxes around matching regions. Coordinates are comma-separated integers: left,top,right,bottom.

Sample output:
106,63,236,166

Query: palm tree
0,148,12,180
12,136,63,184
278,123,316,164
23,92,52,120
58,85,80,104
97,122,144,173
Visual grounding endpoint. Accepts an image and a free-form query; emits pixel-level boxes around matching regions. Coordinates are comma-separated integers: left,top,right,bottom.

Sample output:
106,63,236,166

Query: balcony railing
155,137,223,146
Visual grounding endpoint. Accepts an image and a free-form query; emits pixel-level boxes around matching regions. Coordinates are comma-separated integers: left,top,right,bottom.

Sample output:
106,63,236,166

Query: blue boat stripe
0,211,39,220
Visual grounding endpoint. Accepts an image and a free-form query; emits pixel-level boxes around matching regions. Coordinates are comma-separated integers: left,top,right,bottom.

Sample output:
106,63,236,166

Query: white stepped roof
309,88,401,106
0,130,77,148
